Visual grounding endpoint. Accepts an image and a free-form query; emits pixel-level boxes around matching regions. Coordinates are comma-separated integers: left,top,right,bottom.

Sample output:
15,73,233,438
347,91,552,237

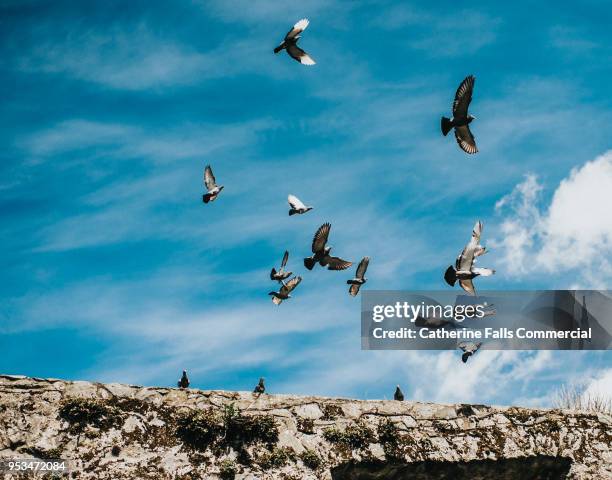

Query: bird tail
347,279,358,285
462,352,470,363
270,268,277,280
288,209,297,216
441,116,453,136
274,42,285,54
203,193,211,203
304,257,316,270
444,265,457,286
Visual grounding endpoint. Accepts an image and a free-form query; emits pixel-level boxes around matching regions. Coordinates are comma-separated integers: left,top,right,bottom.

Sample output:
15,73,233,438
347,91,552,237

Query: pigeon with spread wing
458,341,482,363
441,75,478,154
202,165,224,203
274,19,316,66
270,251,292,283
288,194,313,216
304,222,352,271
269,275,302,305
444,221,495,296
347,256,369,296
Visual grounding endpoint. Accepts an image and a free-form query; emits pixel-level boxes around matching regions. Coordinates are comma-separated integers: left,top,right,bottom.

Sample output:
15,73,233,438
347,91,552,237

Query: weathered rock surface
0,375,610,479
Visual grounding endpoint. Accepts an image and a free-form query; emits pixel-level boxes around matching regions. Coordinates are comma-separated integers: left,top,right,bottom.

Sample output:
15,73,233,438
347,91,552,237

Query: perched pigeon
458,341,482,363
269,276,302,305
304,222,352,271
444,221,495,296
270,251,292,283
253,377,266,394
274,19,316,65
441,75,478,154
177,370,189,389
347,257,370,296
288,194,313,216
394,385,405,401
203,165,224,203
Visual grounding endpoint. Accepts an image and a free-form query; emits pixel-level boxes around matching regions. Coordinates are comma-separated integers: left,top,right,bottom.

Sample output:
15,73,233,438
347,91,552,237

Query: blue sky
1,0,611,406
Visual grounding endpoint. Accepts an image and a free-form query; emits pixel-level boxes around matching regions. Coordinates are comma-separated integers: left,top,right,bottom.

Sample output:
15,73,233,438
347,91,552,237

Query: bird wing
312,222,331,253
281,276,302,294
285,18,309,40
452,75,475,118
459,278,476,296
204,165,216,191
355,257,370,279
454,125,478,154
457,221,482,271
349,284,361,296
286,43,316,65
472,220,483,244
288,194,305,209
327,257,353,271
281,250,289,269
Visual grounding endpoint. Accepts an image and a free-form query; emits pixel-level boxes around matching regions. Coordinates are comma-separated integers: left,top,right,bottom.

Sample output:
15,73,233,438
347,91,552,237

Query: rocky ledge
0,375,610,479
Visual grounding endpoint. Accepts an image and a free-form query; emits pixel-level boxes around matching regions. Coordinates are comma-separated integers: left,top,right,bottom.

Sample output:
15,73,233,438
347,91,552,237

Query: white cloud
583,368,612,399
493,151,612,287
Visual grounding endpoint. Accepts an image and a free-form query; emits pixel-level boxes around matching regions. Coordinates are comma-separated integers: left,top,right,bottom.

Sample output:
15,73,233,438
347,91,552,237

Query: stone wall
0,375,610,479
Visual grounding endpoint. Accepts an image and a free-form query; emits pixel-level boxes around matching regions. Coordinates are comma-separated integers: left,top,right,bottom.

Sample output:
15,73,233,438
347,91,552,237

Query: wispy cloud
371,6,501,56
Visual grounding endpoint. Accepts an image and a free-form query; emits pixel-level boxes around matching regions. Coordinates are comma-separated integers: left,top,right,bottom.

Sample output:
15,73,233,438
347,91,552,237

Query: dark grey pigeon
274,19,316,65
288,194,313,216
394,385,405,401
270,250,292,282
269,276,301,305
203,165,224,203
253,377,266,394
441,75,478,154
444,220,494,296
458,341,482,363
347,256,370,296
304,222,352,271
415,315,457,329
177,370,189,389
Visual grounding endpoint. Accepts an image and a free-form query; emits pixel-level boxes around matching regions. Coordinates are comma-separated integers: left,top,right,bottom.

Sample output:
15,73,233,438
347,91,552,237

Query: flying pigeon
481,302,496,318
177,370,189,389
444,221,495,296
304,222,352,271
394,385,405,401
270,250,292,283
274,19,316,65
253,377,266,394
414,315,457,329
269,275,302,305
347,257,369,296
288,194,313,216
441,75,478,154
458,341,482,363
203,165,224,203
